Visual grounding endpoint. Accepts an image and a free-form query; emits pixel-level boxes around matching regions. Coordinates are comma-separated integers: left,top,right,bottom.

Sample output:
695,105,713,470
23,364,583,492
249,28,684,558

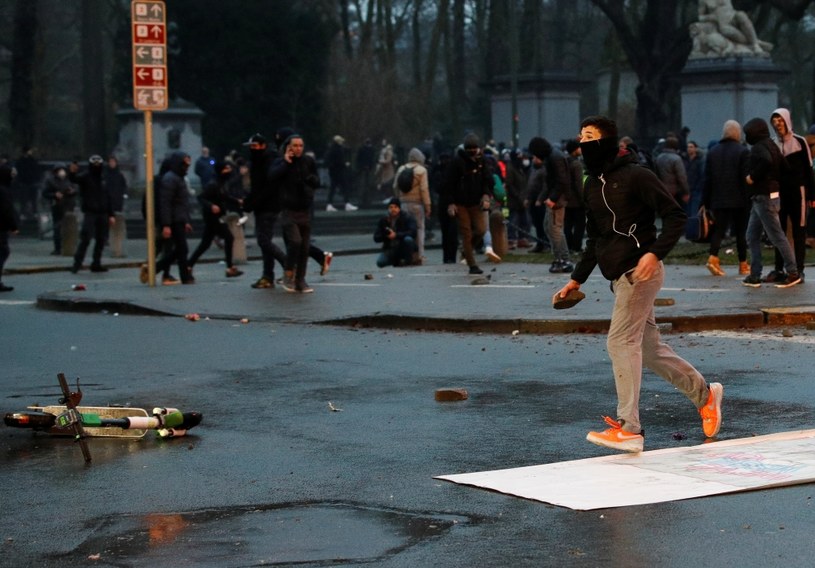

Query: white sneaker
485,247,501,263
344,202,358,211
237,215,249,225
326,204,338,212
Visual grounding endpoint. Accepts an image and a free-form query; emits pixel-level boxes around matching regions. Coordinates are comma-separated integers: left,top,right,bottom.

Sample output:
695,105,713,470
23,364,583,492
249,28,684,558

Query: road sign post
131,0,167,287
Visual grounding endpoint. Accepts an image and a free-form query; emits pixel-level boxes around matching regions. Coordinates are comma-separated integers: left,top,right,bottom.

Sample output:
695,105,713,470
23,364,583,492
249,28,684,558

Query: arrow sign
131,1,167,111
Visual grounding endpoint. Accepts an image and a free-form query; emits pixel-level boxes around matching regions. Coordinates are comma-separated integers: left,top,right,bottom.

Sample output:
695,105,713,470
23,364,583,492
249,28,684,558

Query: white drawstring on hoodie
599,173,640,249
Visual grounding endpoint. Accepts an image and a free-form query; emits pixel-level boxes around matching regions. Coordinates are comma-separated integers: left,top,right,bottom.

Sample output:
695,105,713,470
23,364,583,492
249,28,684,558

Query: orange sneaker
700,382,723,438
586,416,644,453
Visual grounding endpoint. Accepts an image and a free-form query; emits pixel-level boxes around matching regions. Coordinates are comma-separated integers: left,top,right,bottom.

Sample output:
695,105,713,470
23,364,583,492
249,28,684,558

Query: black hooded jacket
71,163,113,216
158,151,192,226
743,118,786,198
199,163,242,222
442,148,494,207
243,147,280,214
0,165,19,232
571,149,687,283
268,139,320,212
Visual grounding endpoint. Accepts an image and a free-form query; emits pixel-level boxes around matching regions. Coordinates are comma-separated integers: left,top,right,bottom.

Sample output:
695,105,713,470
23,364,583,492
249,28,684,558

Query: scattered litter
185,313,200,321
511,330,520,336
654,298,675,306
72,284,86,291
240,318,250,324
364,274,374,280
387,273,393,278
88,553,101,561
328,401,343,412
782,329,793,337
471,275,491,285
672,432,687,440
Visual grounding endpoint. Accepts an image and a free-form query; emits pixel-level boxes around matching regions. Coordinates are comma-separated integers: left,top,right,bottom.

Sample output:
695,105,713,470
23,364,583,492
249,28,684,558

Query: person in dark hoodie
373,197,418,267
703,119,750,278
188,160,244,278
766,108,815,283
0,164,20,291
156,151,194,284
268,133,320,293
442,133,494,274
243,132,286,289
555,115,722,453
42,164,77,255
70,155,115,273
528,136,573,273
742,117,800,288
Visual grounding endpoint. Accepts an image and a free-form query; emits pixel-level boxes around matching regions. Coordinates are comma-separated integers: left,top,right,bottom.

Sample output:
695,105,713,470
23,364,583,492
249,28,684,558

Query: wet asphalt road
2,264,815,567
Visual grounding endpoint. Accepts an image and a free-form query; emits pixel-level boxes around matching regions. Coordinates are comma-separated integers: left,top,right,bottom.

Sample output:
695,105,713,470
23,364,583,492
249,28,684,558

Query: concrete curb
33,293,815,334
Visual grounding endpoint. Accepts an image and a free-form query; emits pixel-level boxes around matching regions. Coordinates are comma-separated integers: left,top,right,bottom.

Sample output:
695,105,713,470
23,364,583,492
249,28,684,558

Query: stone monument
681,0,786,146
114,98,205,192
488,72,589,147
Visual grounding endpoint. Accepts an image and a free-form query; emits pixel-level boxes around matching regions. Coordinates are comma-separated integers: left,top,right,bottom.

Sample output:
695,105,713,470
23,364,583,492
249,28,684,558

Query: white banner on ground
435,429,815,510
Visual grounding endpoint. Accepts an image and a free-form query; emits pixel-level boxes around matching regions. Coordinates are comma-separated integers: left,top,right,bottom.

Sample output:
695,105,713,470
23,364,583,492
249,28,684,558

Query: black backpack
396,166,415,193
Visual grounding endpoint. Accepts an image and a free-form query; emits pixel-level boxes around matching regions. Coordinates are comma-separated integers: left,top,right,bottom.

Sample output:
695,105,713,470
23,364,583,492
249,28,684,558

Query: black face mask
580,137,619,176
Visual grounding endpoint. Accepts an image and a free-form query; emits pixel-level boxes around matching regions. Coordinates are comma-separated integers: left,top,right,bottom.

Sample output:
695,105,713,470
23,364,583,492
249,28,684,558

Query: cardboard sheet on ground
435,429,815,510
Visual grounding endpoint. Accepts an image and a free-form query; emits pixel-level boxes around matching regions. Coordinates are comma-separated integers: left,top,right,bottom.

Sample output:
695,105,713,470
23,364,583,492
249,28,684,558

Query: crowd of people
2,105,815,297
3,108,815,455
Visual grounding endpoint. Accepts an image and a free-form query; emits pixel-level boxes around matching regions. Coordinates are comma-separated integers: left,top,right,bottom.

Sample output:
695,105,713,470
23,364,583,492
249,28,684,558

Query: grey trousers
607,261,709,433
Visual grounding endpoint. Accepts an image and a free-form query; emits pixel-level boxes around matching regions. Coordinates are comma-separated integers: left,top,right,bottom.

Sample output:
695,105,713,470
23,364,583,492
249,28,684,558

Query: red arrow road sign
131,1,167,111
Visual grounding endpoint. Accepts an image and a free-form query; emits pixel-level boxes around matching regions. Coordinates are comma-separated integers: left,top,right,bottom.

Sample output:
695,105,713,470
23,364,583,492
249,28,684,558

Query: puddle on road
70,502,469,566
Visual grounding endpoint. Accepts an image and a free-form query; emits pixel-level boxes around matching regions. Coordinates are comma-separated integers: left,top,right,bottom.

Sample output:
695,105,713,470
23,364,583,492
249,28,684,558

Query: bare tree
81,1,107,154
589,0,696,142
9,0,37,150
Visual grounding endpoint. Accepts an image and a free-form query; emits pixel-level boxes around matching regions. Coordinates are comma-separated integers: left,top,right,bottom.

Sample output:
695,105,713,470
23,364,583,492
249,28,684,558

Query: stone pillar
61,212,79,257
224,212,247,265
487,72,589,147
110,212,127,258
680,57,788,147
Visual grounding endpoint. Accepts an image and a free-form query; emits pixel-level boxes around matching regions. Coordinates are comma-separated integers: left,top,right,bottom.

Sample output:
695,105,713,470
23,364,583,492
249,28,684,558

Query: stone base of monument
61,212,78,257
680,57,787,147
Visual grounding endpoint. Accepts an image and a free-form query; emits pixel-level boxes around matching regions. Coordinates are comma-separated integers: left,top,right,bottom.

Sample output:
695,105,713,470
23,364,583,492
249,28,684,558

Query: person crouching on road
374,198,418,268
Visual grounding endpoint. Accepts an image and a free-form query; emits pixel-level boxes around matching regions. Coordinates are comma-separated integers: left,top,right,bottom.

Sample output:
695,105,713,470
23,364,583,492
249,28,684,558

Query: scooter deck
28,405,149,438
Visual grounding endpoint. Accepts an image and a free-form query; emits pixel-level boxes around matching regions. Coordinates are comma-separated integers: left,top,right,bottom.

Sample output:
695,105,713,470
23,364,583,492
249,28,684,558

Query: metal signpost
131,0,167,286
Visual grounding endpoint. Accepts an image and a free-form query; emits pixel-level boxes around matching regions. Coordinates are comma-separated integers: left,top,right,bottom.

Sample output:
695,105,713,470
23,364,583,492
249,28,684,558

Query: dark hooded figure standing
188,160,244,278
268,133,320,293
243,132,286,289
70,155,115,273
0,164,20,291
156,151,195,284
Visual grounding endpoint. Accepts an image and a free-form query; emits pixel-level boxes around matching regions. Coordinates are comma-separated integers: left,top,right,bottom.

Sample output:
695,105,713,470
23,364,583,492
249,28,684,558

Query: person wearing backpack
393,148,431,262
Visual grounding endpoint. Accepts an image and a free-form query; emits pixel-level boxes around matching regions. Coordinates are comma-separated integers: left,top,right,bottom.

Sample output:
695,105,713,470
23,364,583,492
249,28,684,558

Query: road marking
691,330,815,344
450,284,536,289
317,283,381,287
662,287,728,293
0,300,35,305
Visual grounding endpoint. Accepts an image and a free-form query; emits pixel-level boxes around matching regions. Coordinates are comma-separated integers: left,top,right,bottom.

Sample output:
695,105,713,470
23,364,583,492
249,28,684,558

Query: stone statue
690,0,772,59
